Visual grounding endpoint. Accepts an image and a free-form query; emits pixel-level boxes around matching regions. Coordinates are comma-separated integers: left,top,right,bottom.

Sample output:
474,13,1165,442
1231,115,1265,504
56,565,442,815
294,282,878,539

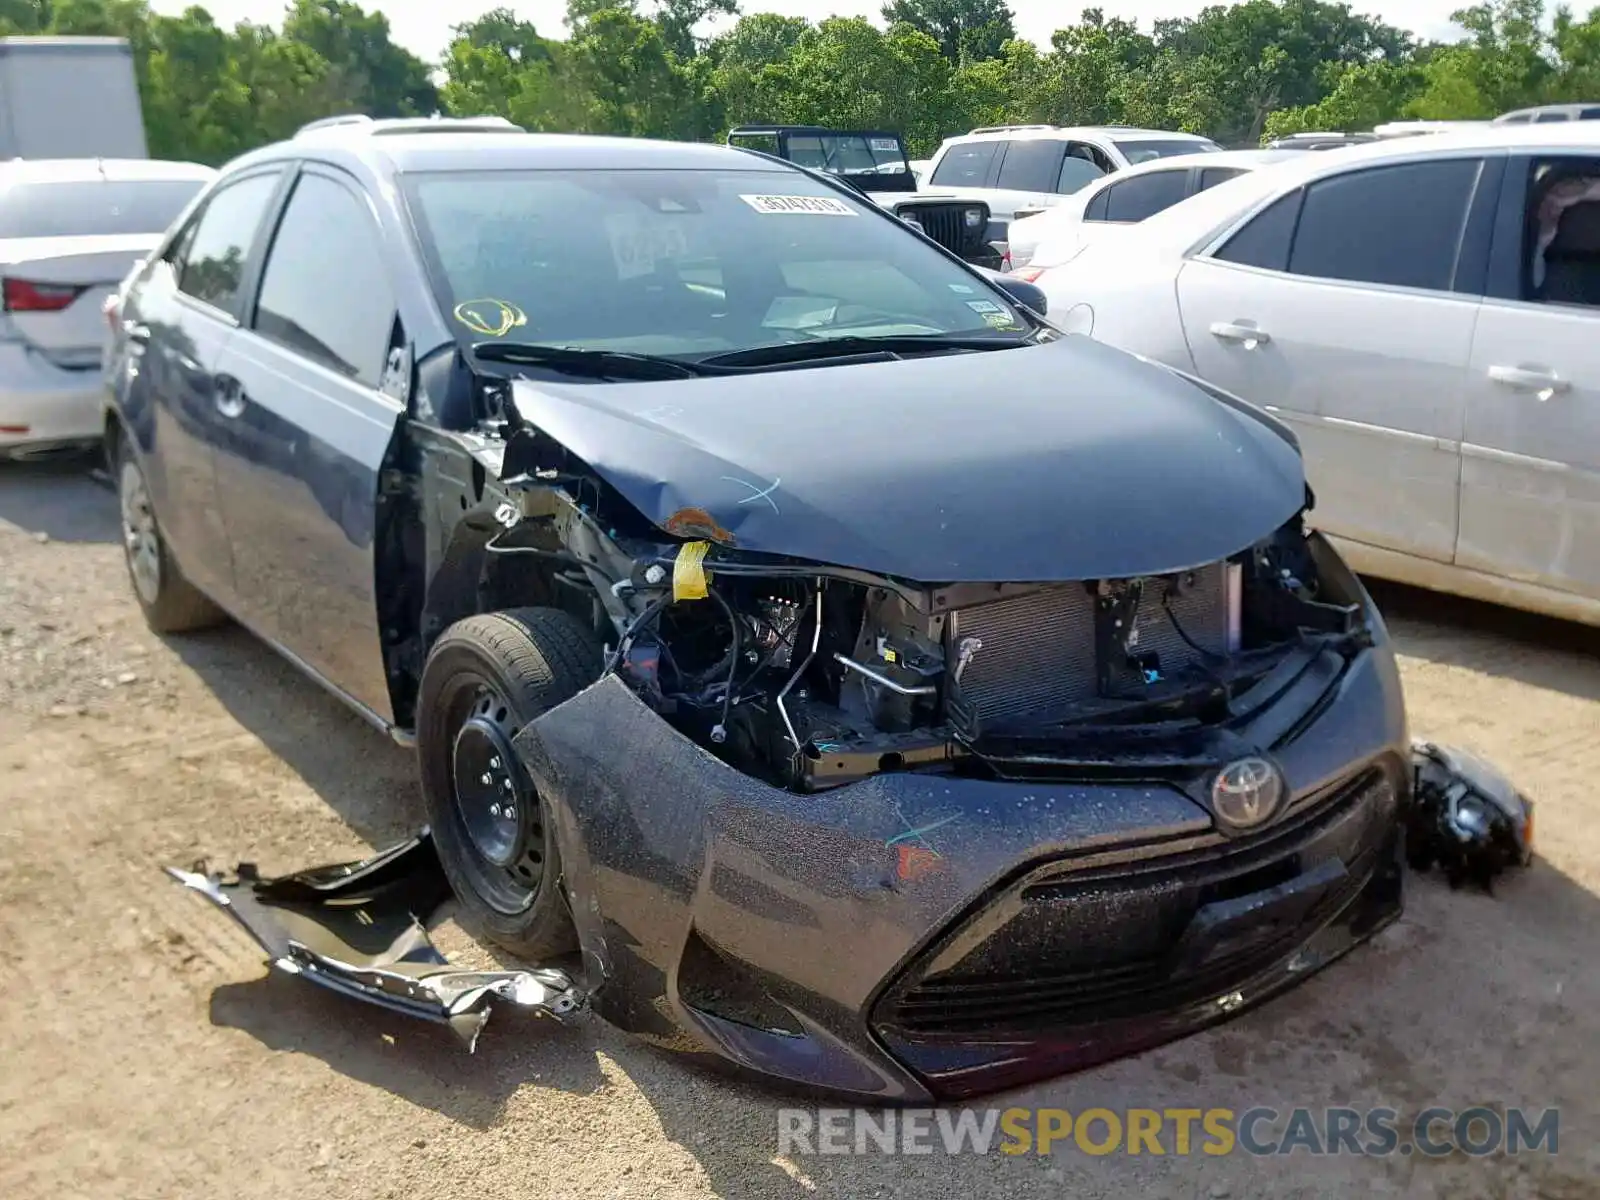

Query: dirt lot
0,458,1596,1200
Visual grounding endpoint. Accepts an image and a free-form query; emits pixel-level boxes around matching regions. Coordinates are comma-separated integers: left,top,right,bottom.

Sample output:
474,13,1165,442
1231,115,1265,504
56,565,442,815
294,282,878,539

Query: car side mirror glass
989,276,1048,316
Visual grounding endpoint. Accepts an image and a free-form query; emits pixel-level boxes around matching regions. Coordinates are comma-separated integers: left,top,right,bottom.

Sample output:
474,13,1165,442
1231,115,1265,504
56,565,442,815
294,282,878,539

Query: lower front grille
877,769,1393,1037
946,566,1230,731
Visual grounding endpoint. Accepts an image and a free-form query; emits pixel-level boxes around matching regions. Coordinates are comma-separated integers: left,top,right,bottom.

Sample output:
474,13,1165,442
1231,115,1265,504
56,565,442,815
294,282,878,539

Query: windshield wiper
472,341,704,381
694,333,1032,370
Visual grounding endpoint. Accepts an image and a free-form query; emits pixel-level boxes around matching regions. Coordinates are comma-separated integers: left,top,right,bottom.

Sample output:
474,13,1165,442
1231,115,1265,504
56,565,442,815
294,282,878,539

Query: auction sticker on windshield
740,194,859,216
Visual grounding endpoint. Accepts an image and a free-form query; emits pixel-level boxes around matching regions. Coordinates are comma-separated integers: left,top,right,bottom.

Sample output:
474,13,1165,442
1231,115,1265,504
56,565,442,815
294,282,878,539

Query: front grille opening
878,770,1392,1037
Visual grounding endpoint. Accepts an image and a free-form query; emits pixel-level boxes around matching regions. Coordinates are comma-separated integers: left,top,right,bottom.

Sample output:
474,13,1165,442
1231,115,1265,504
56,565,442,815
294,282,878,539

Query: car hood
508,336,1305,582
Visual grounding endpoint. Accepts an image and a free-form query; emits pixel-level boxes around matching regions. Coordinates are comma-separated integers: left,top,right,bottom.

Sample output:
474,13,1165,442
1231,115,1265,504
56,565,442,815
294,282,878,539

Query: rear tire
416,607,603,960
116,436,226,634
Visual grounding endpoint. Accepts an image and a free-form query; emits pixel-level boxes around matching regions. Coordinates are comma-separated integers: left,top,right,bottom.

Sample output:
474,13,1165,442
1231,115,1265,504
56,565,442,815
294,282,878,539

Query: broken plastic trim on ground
163,741,1533,1059
164,830,583,1051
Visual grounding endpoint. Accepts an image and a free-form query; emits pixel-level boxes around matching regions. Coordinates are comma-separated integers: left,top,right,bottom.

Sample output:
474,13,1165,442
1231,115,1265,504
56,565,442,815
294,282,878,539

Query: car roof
1102,120,1600,255
1111,148,1298,175
228,128,791,179
947,125,1216,145
0,158,215,183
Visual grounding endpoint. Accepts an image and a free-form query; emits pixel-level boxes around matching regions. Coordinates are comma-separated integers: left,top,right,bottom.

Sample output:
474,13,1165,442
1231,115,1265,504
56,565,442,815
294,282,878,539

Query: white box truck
0,37,147,161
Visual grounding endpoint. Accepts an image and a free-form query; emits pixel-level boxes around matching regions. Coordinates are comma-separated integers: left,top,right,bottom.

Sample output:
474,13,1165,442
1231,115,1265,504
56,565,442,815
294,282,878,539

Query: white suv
923,125,1222,224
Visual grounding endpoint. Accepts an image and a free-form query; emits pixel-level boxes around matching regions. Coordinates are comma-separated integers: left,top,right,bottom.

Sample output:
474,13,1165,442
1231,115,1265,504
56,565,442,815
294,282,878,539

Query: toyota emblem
1210,757,1285,834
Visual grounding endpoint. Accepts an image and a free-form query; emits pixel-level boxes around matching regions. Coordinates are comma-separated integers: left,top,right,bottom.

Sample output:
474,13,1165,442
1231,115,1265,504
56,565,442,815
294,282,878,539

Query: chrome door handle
1210,321,1271,347
123,322,150,345
1488,364,1570,398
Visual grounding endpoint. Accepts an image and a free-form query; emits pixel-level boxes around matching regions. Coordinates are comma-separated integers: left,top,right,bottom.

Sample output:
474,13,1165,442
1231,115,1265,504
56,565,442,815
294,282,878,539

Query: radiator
946,566,1232,732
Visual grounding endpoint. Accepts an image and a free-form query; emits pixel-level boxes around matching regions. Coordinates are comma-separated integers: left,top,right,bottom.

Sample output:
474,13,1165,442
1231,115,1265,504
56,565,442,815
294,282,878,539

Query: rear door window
1103,170,1191,222
175,172,281,313
1535,111,1572,123
1286,159,1482,291
994,139,1066,192
931,142,999,188
1199,167,1247,191
1212,190,1304,271
1055,150,1108,195
252,172,395,386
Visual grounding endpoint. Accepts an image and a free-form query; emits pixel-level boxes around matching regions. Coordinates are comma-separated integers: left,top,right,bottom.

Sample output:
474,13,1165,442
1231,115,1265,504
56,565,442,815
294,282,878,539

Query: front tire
116,436,225,634
417,607,603,959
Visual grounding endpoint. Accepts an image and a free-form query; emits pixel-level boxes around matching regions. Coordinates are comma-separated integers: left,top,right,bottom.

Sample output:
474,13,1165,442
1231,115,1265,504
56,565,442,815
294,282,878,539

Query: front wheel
416,608,603,959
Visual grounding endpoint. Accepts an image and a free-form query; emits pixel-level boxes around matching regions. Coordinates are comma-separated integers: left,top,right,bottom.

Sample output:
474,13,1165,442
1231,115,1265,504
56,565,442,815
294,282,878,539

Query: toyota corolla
112,116,1409,1101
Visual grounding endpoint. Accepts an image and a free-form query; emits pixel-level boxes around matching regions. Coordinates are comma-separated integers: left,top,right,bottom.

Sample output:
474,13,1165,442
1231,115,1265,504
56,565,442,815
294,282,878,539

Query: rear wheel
116,437,225,634
416,608,603,959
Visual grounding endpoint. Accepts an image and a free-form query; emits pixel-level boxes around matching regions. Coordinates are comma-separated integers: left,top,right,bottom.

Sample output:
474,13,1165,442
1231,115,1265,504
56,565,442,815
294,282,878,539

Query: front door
1459,152,1600,598
209,166,405,720
1177,156,1492,564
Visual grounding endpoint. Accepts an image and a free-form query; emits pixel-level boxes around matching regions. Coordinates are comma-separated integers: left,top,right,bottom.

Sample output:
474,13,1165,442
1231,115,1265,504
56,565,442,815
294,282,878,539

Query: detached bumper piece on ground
164,831,583,1050
164,739,1530,1092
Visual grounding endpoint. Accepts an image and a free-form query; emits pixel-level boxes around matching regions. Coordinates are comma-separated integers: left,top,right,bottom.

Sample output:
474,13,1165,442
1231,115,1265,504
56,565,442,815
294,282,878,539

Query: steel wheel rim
446,682,546,914
119,459,161,605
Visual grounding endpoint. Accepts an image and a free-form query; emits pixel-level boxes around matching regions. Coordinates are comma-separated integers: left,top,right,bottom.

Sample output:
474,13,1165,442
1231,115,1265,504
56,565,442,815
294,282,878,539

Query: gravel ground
1,457,1596,1200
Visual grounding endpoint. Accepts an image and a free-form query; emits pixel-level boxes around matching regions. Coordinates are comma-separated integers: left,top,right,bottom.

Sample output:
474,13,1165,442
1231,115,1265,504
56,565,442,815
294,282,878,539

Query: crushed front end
483,427,1409,1098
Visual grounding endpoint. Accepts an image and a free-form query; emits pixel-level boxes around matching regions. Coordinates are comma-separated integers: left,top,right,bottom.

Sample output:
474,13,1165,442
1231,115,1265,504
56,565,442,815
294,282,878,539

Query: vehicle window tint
1200,167,1247,190
0,177,209,238
1212,189,1303,271
254,173,394,386
176,173,280,311
1084,188,1110,221
1113,139,1222,164
1582,107,1600,119
1536,110,1572,123
1499,113,1532,124
931,142,999,187
1056,153,1107,195
1524,156,1600,308
1103,170,1191,221
1287,160,1480,291
994,139,1065,192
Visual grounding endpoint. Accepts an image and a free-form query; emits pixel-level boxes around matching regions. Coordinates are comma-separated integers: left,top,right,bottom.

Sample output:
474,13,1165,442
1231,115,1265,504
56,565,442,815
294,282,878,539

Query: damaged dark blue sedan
110,117,1409,1102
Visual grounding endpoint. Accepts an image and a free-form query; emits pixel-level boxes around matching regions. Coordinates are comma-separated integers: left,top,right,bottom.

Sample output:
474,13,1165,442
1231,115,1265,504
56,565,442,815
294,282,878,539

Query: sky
147,0,1471,64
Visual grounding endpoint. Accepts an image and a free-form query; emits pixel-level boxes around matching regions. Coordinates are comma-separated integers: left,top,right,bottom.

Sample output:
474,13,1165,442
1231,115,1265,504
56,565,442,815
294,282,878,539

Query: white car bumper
0,341,104,456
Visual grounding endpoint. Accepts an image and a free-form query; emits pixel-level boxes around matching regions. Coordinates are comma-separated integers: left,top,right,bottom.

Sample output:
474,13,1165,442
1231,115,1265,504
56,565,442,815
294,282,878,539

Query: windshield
792,134,910,178
402,168,1031,362
0,178,207,238
1114,139,1223,165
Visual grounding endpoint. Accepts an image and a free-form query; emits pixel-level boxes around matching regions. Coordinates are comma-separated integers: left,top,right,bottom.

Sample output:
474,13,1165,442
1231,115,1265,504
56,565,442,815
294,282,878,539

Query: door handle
1210,321,1271,348
1488,364,1571,399
213,373,247,420
124,322,150,345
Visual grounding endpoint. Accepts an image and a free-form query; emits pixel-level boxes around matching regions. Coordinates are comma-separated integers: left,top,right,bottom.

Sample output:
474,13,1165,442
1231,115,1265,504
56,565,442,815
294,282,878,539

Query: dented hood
509,337,1305,582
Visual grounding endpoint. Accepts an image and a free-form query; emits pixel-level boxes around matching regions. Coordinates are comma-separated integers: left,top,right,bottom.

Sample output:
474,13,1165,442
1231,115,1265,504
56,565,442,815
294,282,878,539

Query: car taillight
3,277,83,313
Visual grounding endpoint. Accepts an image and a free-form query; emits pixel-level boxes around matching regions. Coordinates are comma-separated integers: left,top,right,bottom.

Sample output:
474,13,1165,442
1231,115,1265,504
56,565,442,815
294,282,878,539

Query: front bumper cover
168,570,1427,1101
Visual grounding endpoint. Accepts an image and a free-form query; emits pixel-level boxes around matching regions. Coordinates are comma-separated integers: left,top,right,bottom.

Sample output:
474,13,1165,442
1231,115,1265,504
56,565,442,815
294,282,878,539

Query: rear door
209,164,405,721
1457,151,1600,599
123,168,285,604
986,138,1068,220
1176,155,1497,563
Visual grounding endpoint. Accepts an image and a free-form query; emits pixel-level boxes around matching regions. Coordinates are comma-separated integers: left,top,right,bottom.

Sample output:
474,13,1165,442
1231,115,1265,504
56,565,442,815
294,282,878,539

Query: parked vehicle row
1028,122,1600,625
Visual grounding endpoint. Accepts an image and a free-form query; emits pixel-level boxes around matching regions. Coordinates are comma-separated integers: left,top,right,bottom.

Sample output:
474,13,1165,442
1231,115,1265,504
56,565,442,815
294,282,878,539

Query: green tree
880,0,1016,64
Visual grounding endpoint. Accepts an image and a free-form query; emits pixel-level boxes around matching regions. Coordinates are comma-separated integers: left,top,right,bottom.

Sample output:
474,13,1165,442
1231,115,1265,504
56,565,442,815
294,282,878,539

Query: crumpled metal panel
164,831,583,1050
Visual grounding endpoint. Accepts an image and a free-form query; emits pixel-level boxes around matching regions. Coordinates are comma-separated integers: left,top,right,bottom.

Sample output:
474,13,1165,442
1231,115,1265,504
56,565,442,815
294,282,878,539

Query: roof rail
294,114,524,139
967,124,1058,135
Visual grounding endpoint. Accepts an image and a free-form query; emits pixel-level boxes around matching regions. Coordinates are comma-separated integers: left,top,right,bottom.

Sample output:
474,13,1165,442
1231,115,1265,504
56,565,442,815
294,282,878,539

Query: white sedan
1007,148,1299,272
1032,123,1600,625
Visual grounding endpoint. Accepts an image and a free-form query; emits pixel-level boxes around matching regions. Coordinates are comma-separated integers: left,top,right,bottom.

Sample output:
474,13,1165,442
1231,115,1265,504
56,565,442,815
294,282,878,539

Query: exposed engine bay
479,418,1372,795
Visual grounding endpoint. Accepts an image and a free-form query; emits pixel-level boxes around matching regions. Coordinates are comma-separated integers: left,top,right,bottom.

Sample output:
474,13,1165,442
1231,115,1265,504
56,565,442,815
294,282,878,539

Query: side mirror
988,275,1048,317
